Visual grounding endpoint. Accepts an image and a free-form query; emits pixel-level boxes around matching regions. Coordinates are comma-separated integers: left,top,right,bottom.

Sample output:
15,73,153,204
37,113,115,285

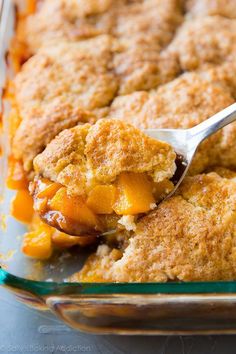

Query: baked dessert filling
21,216,97,260
29,119,176,236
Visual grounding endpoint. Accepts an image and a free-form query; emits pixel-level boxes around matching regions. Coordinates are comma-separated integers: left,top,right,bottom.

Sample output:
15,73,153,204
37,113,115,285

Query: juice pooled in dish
30,119,176,237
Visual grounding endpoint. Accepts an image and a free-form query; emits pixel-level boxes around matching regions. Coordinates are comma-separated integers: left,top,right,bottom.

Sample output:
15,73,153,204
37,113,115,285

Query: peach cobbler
30,119,176,236
6,0,236,281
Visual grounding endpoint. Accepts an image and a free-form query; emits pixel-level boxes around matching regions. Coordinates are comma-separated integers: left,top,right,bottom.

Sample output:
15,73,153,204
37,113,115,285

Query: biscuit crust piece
169,16,236,71
12,37,118,171
108,71,236,174
17,0,183,55
33,119,176,196
75,172,236,282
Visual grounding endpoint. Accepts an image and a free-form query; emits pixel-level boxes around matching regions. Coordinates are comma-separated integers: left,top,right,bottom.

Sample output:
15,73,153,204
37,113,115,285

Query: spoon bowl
145,102,236,201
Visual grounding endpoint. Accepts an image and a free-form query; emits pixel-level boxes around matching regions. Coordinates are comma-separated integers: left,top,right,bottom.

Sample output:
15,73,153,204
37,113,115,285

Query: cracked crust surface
74,172,236,282
12,2,236,177
169,16,236,71
17,0,183,54
15,0,182,96
33,119,176,195
12,36,118,171
12,40,179,173
108,71,236,174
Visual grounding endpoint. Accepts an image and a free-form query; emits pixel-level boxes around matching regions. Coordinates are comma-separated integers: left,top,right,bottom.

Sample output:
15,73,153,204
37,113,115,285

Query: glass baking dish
1,0,236,335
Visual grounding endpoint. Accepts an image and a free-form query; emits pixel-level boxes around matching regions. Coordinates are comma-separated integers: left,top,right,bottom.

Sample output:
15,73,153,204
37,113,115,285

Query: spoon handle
188,102,236,145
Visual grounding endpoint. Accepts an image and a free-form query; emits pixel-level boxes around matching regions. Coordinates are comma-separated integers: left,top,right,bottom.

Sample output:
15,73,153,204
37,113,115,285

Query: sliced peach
113,172,155,215
30,214,45,231
49,187,98,227
52,231,96,248
37,179,62,199
22,224,53,259
26,0,37,14
87,185,116,214
11,190,34,223
7,157,28,190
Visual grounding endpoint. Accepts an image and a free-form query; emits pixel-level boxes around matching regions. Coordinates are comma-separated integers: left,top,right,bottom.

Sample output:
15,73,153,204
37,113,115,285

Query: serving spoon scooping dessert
100,102,236,237
145,102,236,201
34,103,236,237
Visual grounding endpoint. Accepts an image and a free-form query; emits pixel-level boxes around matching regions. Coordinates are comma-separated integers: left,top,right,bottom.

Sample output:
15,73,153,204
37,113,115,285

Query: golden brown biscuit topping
12,4,236,176
30,119,176,236
169,16,236,71
74,172,236,282
12,37,118,171
108,71,236,174
33,119,176,191
17,0,184,55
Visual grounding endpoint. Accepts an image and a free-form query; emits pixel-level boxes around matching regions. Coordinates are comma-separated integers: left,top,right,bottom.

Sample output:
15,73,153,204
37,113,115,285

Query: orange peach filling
31,179,103,236
22,223,53,260
22,217,96,260
7,157,28,190
49,187,99,229
11,189,34,223
8,167,173,258
113,172,155,215
8,158,34,224
31,172,166,236
87,185,117,214
25,0,37,15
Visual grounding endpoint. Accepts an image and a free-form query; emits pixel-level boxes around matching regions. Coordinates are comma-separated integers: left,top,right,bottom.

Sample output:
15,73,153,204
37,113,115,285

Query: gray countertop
1,287,236,354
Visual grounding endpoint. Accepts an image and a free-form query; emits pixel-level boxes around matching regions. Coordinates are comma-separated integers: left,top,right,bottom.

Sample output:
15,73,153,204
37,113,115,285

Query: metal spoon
145,102,236,200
